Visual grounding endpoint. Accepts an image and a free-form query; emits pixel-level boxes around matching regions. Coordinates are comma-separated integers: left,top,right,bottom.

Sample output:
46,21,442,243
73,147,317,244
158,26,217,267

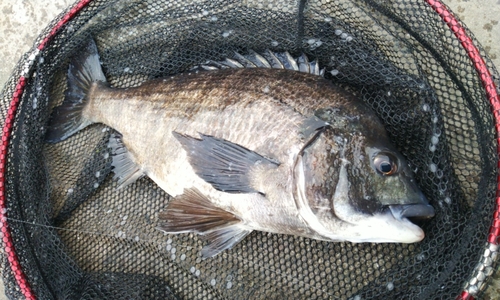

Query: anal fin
108,133,145,188
158,188,252,257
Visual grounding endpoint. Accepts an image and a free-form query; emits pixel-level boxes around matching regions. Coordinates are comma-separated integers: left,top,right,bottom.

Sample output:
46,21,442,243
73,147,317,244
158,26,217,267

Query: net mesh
1,0,499,299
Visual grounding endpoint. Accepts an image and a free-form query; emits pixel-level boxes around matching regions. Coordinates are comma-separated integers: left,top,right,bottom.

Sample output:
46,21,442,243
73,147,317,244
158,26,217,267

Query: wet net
1,0,499,299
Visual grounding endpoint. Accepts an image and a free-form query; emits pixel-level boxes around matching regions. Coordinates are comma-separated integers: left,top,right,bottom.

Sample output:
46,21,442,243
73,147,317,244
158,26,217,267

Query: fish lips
388,203,435,220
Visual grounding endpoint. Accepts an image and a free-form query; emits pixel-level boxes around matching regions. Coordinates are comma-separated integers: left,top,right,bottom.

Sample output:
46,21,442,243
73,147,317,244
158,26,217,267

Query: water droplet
330,69,339,76
134,236,139,242
335,29,342,35
353,296,362,300
190,266,196,273
67,188,74,194
422,103,430,112
387,91,392,96
226,281,233,289
386,282,394,291
211,279,217,286
202,10,209,16
167,238,172,244
324,17,332,22
429,163,437,173
271,40,279,47
171,254,176,260
444,197,451,204
222,30,233,38
180,254,186,261
123,215,128,220
104,152,109,159
262,85,270,93
166,244,172,251
93,183,99,189
124,67,130,73
429,144,436,152
431,135,439,145
195,270,201,276
95,171,100,178
346,36,353,42
210,16,218,21
307,38,317,45
171,247,177,254
106,209,112,214
340,33,348,39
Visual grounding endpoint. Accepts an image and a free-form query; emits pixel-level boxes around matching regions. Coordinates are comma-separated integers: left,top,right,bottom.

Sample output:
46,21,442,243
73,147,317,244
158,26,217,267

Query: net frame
0,0,498,299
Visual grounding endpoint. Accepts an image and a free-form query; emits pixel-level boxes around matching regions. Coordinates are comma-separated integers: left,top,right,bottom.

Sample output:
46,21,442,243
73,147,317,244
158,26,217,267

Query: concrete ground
0,0,499,299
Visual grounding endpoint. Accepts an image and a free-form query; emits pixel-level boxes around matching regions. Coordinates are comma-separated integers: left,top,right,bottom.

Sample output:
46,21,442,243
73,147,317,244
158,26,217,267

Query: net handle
0,0,498,299
0,1,92,299
424,1,500,299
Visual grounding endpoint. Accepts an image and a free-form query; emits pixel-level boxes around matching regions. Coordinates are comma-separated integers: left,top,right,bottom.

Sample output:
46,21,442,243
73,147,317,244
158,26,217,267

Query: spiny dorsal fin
108,133,145,188
173,132,280,194
194,50,325,77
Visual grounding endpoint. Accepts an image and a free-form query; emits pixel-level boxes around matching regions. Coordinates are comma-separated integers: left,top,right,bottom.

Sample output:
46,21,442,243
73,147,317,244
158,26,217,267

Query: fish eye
373,153,398,176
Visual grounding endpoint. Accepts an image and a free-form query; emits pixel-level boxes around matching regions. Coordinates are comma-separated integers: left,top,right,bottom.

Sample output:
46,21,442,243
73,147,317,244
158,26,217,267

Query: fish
46,40,434,258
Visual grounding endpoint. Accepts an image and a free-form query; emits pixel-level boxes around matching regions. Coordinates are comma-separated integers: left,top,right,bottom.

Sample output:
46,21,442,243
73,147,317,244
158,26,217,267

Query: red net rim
0,0,498,299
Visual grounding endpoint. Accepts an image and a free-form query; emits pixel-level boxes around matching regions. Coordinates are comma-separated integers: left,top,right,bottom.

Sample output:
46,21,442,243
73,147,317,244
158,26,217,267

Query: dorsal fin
193,50,325,77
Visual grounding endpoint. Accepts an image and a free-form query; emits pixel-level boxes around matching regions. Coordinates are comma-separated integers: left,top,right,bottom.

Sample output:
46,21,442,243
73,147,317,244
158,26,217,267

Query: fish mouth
387,204,435,221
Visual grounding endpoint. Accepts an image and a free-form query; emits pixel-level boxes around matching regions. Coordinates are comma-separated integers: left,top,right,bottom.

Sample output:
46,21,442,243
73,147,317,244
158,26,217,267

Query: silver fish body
47,40,434,257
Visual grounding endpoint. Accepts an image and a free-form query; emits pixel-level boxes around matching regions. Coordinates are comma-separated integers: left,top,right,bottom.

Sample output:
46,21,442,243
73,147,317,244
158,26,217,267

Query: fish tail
45,39,107,143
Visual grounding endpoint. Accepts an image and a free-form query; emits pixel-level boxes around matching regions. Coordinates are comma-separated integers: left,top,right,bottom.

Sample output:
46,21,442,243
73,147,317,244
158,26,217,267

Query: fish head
295,106,434,244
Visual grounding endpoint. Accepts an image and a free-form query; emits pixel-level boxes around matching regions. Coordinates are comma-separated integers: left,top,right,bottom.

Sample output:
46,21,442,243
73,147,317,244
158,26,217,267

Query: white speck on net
222,30,233,38
195,270,201,276
117,231,125,238
346,36,353,42
171,254,176,260
67,188,74,194
340,33,348,39
307,38,317,45
429,163,437,173
431,135,439,145
95,171,100,178
271,40,279,47
210,16,218,21
134,236,140,242
330,69,339,76
445,197,451,204
387,91,392,96
33,98,37,109
167,238,172,244
102,127,107,132
39,57,45,64
211,279,216,286
416,253,425,261
432,116,439,124
171,247,177,254
422,103,430,112
123,215,128,220
353,296,362,300
93,183,99,189
104,152,109,159
429,144,436,152
263,85,270,93
190,266,196,273
180,254,186,261
335,29,342,35
166,244,172,251
324,17,332,22
226,281,233,289
124,67,130,73
202,9,209,16
106,209,112,214
386,282,394,291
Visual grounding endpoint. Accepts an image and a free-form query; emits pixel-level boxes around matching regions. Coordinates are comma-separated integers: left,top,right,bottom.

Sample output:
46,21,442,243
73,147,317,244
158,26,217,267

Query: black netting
1,0,499,299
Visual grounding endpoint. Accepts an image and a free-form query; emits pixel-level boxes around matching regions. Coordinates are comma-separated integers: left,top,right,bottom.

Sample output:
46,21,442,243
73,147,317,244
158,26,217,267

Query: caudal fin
45,39,107,143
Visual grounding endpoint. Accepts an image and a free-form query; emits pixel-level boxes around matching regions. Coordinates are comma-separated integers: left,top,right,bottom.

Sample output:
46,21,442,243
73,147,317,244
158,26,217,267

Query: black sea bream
46,40,434,257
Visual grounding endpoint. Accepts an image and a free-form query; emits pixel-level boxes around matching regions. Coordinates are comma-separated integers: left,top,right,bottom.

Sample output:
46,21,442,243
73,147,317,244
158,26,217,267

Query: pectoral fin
158,188,252,257
173,132,279,194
